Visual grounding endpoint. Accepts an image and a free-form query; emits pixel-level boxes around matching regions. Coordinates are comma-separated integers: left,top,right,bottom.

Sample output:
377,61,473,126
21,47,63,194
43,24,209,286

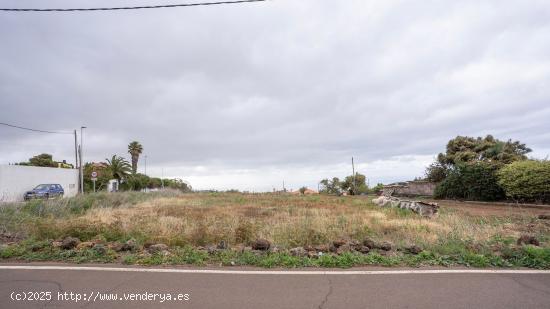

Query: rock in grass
108,242,122,252
336,244,352,255
362,238,376,249
376,241,393,251
517,235,540,246
538,214,550,220
147,244,169,254
349,240,362,251
290,247,308,257
123,239,138,251
52,241,63,248
207,246,220,254
357,246,370,254
77,241,95,250
61,237,80,250
93,244,107,255
217,240,228,250
314,245,329,253
269,245,281,253
251,239,271,251
405,245,423,255
332,239,347,248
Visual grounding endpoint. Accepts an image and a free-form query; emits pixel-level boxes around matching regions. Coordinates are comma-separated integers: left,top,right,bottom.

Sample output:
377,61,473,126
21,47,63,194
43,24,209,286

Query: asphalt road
1,266,549,309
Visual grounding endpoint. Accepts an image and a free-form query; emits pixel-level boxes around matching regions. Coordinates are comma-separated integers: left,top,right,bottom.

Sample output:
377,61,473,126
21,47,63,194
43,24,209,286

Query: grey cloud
1,0,550,189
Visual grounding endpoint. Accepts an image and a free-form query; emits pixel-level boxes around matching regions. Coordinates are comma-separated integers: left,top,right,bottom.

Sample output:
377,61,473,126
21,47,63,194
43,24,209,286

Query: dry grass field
1,192,549,268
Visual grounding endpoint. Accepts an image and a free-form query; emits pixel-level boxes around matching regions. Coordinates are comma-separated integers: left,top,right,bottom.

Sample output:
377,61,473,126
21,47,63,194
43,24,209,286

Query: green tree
105,155,131,188
497,160,550,203
425,161,448,183
83,163,112,192
434,162,505,201
437,135,531,166
340,173,368,195
319,177,342,195
124,173,151,191
369,183,384,194
20,153,57,167
127,141,143,174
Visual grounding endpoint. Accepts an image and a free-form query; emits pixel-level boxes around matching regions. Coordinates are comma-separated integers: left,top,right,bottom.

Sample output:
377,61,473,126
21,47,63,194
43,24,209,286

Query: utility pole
74,130,78,171
80,126,86,194
144,155,147,176
352,157,356,195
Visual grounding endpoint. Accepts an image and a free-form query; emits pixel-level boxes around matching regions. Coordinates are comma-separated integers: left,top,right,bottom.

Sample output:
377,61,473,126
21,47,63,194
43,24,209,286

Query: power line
0,0,268,12
0,122,73,134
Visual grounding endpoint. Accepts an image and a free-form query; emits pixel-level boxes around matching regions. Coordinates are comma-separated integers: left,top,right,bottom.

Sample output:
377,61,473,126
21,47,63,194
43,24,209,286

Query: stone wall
382,181,437,197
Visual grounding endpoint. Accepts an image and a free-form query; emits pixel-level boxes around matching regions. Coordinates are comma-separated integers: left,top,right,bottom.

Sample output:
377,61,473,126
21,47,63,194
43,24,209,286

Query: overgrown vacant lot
1,192,549,268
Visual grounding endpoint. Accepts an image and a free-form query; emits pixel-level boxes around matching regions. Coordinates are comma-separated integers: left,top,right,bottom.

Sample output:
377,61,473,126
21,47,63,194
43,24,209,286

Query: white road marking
0,265,549,275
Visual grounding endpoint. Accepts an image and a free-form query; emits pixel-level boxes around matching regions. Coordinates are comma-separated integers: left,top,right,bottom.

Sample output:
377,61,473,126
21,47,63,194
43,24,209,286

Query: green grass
1,192,549,269
2,238,549,269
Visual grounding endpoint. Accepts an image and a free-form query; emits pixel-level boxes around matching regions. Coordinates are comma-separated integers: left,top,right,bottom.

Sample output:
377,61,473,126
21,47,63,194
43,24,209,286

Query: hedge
497,160,550,203
434,162,505,201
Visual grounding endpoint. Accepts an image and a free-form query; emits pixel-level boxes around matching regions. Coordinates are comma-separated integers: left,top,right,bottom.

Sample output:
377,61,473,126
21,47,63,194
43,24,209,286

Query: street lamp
80,126,86,194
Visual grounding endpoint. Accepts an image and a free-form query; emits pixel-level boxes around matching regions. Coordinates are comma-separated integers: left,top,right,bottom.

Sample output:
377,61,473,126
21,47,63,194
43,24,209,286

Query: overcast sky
1,0,549,191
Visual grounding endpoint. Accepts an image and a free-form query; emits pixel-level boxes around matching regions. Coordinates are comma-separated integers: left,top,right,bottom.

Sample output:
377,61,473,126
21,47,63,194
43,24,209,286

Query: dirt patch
433,200,550,217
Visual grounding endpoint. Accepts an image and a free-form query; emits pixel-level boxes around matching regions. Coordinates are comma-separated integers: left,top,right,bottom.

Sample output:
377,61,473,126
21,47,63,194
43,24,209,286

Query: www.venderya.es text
10,291,190,303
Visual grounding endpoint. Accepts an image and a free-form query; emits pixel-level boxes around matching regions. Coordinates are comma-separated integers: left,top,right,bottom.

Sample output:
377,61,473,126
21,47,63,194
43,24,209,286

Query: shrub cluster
434,162,505,201
497,160,550,203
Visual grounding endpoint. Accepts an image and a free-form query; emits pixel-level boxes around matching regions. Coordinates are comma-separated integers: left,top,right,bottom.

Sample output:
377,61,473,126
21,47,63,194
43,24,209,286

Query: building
0,165,79,202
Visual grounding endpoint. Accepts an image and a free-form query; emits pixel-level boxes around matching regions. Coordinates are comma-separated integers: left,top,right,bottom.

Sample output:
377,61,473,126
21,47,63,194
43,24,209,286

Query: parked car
24,184,64,200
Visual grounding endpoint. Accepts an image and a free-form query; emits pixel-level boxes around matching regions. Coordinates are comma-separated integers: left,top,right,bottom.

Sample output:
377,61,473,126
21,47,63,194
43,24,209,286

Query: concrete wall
383,181,437,197
0,165,79,202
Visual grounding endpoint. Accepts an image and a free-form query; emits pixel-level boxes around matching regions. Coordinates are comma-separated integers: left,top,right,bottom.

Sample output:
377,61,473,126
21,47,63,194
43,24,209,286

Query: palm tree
105,155,132,187
127,141,143,174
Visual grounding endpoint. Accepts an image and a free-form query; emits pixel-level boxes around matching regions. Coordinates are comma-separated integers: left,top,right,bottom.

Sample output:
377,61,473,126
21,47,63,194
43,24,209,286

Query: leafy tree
83,163,112,192
319,177,342,195
340,173,368,195
127,141,143,174
20,153,57,167
425,161,448,183
163,178,192,192
124,173,150,191
497,160,550,203
105,155,131,187
434,162,505,201
437,135,531,166
148,177,163,189
18,153,73,168
369,183,385,194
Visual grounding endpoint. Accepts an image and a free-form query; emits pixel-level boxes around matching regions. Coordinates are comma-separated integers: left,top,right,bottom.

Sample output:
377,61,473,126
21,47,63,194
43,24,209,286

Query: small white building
0,165,79,202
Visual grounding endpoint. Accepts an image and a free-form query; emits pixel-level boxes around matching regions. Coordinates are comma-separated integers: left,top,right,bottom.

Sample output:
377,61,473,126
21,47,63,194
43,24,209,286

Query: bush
497,160,550,203
434,162,505,201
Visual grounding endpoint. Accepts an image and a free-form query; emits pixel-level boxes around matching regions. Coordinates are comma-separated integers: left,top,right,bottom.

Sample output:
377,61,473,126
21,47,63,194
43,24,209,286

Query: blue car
24,184,64,200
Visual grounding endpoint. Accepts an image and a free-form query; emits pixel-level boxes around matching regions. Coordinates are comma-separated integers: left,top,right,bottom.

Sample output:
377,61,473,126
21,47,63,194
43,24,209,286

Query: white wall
0,165,79,202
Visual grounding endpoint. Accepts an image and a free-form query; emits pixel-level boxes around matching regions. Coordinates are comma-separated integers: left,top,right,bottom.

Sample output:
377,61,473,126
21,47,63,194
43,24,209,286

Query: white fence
0,165,79,202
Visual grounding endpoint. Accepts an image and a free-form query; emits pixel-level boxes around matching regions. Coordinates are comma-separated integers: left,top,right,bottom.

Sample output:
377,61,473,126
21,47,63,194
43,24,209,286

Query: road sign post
91,171,98,193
